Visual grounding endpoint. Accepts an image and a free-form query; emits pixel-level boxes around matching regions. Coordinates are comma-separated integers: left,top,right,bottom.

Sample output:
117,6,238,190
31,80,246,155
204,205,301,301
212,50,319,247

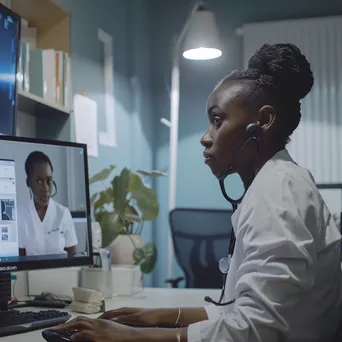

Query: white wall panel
242,16,342,183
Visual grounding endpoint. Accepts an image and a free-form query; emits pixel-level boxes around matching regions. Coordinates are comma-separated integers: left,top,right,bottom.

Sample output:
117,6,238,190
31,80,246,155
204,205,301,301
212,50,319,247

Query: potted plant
89,165,166,274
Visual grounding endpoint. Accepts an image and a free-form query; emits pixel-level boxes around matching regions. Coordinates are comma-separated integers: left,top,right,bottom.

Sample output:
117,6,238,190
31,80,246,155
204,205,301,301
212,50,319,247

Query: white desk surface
2,287,220,341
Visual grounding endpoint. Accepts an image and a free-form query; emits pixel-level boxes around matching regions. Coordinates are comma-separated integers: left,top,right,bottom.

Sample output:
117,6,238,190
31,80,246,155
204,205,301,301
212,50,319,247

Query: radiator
242,16,342,183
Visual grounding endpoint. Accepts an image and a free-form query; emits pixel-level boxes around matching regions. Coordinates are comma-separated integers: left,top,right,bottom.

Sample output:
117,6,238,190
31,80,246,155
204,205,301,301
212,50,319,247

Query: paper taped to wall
73,94,98,158
98,28,117,148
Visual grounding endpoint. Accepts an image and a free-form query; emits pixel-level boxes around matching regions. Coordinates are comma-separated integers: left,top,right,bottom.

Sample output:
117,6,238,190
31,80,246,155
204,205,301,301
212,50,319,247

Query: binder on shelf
28,48,71,110
29,48,56,104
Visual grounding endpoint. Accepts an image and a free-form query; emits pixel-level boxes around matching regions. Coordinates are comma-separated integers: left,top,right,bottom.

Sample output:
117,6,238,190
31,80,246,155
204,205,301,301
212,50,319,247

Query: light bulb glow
183,47,222,60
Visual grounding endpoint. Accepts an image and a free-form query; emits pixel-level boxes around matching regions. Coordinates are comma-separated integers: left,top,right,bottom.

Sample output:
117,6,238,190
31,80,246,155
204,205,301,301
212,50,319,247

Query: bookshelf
1,0,72,141
17,89,70,117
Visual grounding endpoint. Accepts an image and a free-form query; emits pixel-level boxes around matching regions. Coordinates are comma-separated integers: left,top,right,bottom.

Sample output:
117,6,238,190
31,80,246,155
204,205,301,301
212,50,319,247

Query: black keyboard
0,309,71,337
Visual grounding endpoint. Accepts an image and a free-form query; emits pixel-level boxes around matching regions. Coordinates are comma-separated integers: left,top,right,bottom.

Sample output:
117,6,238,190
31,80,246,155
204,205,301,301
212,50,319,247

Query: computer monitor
0,135,93,310
0,3,21,136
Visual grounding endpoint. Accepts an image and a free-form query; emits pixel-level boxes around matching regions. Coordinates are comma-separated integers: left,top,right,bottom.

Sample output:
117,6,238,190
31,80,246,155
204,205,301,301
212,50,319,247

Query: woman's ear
257,105,276,133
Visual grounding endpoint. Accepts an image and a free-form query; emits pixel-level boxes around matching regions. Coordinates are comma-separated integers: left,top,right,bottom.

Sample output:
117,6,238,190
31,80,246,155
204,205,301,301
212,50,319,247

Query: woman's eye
213,116,221,127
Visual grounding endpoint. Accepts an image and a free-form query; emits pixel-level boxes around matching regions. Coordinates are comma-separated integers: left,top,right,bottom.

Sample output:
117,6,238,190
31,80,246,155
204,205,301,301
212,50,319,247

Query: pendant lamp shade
182,8,222,60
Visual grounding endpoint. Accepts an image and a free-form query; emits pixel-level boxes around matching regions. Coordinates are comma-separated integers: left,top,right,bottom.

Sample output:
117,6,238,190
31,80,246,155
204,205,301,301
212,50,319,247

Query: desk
2,287,220,342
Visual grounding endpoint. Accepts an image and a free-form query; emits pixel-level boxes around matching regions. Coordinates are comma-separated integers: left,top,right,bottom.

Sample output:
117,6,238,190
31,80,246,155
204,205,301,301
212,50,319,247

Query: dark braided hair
220,43,314,144
25,151,53,186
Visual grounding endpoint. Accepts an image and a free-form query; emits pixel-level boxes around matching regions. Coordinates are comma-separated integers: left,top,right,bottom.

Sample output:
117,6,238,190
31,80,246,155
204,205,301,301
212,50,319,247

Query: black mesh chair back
169,208,233,289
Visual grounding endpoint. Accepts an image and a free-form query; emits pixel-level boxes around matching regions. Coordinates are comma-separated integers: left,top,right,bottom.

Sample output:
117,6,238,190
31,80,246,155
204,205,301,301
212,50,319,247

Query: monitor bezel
0,135,93,272
0,2,21,136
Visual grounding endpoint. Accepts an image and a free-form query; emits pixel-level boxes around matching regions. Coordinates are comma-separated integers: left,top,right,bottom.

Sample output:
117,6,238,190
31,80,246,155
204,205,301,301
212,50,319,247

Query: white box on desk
79,267,112,299
111,265,142,296
28,267,80,298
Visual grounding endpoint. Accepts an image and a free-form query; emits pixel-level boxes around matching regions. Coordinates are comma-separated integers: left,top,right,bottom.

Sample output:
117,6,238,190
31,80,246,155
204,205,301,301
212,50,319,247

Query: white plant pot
107,234,144,265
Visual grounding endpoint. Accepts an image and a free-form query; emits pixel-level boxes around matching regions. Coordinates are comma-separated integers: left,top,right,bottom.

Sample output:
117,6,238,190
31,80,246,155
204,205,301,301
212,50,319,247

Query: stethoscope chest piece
219,256,231,274
204,255,234,306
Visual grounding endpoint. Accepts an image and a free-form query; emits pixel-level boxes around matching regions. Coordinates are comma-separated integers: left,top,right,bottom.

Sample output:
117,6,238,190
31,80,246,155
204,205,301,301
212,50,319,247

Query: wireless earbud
245,123,262,139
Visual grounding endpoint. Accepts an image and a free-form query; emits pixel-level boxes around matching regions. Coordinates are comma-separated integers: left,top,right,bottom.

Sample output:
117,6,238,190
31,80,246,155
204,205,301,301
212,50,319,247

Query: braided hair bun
248,43,314,101
221,43,314,143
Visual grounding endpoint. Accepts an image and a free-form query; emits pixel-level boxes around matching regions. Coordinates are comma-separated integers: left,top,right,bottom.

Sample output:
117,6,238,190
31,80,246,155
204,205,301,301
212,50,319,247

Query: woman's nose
200,131,213,148
41,181,50,192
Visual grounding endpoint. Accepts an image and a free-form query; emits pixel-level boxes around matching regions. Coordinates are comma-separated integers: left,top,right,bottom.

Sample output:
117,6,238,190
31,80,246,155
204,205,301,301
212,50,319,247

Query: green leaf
132,247,145,263
128,173,142,193
137,170,167,177
128,173,159,221
93,188,114,211
95,211,126,247
125,205,142,223
113,168,130,216
132,243,157,274
89,165,116,184
133,186,159,221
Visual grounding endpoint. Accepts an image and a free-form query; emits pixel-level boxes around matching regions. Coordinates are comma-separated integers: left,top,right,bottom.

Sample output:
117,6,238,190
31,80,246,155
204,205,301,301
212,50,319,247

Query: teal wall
56,0,155,286
150,0,342,287
56,0,342,288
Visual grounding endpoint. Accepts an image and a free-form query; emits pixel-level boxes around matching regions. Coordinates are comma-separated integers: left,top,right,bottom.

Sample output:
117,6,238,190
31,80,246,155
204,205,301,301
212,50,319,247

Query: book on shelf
18,43,70,110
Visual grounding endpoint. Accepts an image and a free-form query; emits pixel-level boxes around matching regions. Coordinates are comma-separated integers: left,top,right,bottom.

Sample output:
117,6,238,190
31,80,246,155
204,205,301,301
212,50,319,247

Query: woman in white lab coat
57,44,342,342
18,151,78,256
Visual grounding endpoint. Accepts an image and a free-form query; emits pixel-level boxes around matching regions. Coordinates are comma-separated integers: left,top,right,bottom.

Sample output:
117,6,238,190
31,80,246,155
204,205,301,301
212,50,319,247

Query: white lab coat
18,198,78,256
188,149,342,342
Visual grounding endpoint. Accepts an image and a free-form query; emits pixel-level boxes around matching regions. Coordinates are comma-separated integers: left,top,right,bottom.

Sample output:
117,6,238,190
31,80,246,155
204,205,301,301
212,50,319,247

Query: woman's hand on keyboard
56,316,141,341
99,307,168,327
99,306,208,328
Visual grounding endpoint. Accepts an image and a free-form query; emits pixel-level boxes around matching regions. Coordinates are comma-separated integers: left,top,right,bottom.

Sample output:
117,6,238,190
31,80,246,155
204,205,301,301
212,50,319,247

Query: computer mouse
35,292,58,301
42,329,92,342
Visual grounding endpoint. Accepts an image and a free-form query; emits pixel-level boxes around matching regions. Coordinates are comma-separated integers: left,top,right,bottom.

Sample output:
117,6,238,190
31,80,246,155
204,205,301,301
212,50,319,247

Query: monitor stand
0,272,12,312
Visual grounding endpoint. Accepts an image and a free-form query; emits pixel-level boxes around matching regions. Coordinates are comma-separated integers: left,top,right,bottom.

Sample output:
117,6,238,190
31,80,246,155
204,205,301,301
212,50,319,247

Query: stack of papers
70,287,105,314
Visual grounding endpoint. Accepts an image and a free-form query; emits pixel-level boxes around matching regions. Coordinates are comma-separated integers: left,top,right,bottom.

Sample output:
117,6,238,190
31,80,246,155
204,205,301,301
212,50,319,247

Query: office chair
166,208,233,289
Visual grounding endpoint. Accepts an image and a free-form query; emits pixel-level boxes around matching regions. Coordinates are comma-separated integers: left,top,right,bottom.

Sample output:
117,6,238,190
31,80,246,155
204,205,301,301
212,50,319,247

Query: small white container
111,265,143,296
79,267,112,299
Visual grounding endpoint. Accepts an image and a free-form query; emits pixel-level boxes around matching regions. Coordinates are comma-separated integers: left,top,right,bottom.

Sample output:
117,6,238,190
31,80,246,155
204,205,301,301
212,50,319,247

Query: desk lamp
162,2,222,279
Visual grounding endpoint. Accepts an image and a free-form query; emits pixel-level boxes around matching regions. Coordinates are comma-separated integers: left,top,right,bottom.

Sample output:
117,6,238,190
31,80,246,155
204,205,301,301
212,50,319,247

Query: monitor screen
0,136,92,272
0,3,20,136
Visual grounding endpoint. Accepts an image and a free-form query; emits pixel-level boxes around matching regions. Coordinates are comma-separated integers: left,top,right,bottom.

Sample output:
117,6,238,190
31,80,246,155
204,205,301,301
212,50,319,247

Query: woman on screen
18,151,78,256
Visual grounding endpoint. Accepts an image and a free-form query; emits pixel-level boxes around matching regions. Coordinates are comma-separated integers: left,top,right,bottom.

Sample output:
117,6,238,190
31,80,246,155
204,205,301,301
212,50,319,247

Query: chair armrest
165,276,184,288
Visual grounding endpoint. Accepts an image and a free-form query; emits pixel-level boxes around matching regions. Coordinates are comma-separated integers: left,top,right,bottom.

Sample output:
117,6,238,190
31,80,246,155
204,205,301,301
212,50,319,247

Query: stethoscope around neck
218,135,260,211
204,124,261,306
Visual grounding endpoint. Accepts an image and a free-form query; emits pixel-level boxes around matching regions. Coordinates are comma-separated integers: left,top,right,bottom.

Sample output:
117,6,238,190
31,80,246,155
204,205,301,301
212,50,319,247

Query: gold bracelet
176,328,181,342
175,307,181,327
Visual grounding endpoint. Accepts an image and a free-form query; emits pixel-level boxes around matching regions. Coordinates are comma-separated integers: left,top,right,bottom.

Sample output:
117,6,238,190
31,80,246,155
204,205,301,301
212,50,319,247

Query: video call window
0,140,90,262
